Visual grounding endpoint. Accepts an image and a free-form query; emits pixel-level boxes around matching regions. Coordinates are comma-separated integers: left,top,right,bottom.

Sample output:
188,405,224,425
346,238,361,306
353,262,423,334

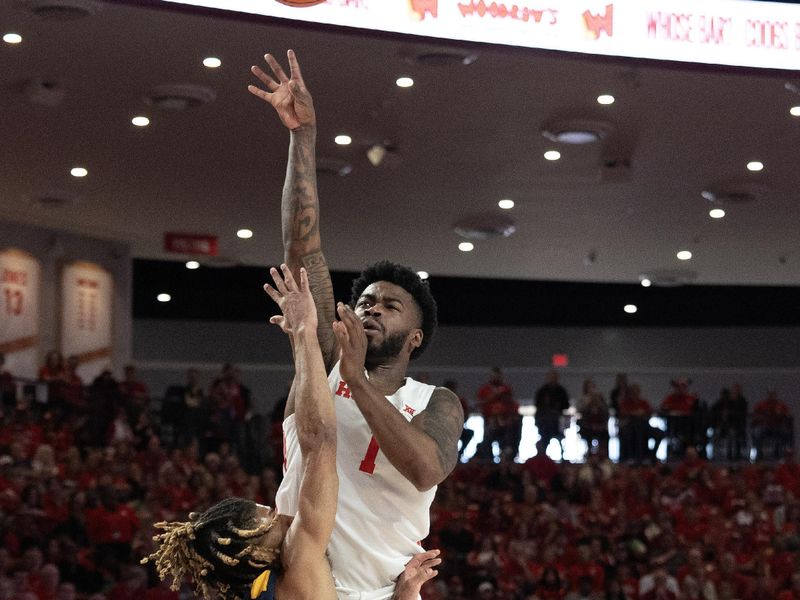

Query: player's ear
408,329,423,351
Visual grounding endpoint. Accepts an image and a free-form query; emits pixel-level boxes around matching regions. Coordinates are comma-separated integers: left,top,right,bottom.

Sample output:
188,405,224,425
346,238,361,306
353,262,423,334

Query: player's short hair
350,260,438,359
143,497,281,600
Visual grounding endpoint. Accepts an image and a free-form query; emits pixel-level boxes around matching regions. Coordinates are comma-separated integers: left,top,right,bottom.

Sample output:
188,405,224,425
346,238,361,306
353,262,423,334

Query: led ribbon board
164,0,800,70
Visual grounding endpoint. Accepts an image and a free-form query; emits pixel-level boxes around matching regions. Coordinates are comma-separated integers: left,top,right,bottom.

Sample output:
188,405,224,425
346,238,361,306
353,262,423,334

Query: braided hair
142,497,281,599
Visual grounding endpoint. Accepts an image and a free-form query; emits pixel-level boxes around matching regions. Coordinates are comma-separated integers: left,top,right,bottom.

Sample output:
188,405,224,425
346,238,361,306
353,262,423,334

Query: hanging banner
60,261,114,381
0,249,41,378
163,0,800,71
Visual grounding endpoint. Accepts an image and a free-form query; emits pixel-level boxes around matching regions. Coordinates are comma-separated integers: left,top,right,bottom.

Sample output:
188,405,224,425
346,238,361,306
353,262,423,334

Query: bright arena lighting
543,150,561,161
677,250,693,261
747,161,764,172
709,208,726,219
416,270,429,280
597,94,615,105
640,278,652,287
395,77,414,88
3,33,22,44
458,242,474,252
791,106,800,117
498,199,515,209
185,260,200,270
131,116,150,127
334,134,352,146
70,167,88,178
157,293,172,302
624,304,638,314
203,57,222,68
237,229,253,239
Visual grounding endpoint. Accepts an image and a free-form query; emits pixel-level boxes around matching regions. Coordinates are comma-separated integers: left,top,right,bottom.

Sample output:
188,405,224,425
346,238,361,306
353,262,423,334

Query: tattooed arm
249,50,339,382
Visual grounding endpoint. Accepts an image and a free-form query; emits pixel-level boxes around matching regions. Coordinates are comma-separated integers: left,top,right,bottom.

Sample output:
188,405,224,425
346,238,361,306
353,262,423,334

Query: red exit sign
164,233,218,256
552,354,569,368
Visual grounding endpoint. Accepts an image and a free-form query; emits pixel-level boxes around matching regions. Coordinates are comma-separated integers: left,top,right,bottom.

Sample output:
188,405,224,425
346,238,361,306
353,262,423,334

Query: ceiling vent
33,190,80,209
316,157,352,177
542,118,614,145
639,268,697,287
145,84,216,110
453,212,516,240
412,50,478,67
16,0,100,20
701,181,770,204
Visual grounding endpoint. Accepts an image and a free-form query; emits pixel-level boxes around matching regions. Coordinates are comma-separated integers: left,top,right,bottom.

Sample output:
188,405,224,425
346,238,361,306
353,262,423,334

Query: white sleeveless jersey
275,361,437,594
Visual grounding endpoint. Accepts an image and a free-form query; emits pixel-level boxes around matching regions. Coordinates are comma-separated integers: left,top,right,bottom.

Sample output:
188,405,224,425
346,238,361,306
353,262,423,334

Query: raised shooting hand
248,49,315,131
264,264,318,337
332,303,368,384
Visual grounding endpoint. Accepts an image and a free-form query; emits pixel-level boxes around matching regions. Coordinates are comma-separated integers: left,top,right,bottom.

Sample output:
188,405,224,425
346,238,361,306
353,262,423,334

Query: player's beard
364,330,409,370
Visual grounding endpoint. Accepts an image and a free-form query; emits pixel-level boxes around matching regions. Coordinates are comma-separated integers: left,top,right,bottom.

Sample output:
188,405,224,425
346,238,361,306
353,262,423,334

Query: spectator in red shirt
752,390,792,461
660,377,699,459
475,367,519,461
619,384,660,463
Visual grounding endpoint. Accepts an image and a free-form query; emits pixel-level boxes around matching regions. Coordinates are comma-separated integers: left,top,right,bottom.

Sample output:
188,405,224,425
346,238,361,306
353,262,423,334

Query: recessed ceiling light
597,94,615,105
335,135,352,146
70,167,88,178
498,199,515,209
237,229,253,239
543,150,561,161
677,250,693,261
396,77,414,88
709,208,726,219
458,242,474,252
624,304,638,314
746,161,764,172
3,33,22,44
416,270,429,280
203,57,222,68
186,260,200,270
640,278,651,287
132,116,150,127
791,106,800,117
157,293,172,302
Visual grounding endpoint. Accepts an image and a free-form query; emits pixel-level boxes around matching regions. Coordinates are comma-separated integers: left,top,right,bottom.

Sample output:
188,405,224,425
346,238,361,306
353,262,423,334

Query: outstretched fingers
287,49,304,83
251,65,279,91
264,53,289,83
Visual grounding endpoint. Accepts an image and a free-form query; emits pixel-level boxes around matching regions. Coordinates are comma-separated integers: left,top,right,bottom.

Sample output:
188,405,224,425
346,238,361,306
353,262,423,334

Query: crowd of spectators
0,352,797,599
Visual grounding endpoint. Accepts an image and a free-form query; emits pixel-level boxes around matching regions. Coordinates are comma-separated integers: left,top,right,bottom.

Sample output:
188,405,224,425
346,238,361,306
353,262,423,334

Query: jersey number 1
359,436,379,474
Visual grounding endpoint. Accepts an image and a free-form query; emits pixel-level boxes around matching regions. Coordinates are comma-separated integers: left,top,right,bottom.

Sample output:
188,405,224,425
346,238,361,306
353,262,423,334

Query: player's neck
366,360,409,395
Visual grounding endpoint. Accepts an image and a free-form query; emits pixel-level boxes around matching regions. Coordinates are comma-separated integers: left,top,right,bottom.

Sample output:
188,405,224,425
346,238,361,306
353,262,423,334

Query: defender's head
350,261,437,364
143,498,285,599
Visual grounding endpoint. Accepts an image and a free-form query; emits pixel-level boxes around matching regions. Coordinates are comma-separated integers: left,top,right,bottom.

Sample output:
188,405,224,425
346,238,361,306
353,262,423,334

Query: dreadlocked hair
350,260,438,359
141,497,282,600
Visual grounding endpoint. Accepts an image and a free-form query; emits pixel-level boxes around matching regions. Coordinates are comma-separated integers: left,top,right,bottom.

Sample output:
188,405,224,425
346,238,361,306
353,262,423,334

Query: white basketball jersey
275,361,437,593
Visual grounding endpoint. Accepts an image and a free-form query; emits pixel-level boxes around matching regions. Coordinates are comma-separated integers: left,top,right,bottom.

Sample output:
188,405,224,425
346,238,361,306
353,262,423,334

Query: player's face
354,281,422,363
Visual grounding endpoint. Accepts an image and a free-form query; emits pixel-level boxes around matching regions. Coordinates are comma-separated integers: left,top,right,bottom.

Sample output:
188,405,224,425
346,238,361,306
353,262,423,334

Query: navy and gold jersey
250,569,277,600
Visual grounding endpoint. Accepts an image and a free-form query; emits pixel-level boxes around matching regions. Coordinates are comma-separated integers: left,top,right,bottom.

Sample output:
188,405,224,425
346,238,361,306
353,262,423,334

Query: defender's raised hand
392,550,441,600
248,49,315,131
264,264,318,336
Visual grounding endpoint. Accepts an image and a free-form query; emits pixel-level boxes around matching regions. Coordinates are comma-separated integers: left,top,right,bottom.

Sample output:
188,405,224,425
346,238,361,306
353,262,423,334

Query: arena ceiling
2,0,800,289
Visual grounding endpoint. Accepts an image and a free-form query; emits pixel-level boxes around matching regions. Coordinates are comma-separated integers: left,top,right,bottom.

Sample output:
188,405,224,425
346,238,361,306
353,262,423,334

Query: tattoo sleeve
414,389,464,479
281,128,338,369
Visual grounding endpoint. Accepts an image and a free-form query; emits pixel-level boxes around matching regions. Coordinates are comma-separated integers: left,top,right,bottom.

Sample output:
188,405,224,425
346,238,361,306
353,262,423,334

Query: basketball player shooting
143,266,441,599
248,50,464,599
